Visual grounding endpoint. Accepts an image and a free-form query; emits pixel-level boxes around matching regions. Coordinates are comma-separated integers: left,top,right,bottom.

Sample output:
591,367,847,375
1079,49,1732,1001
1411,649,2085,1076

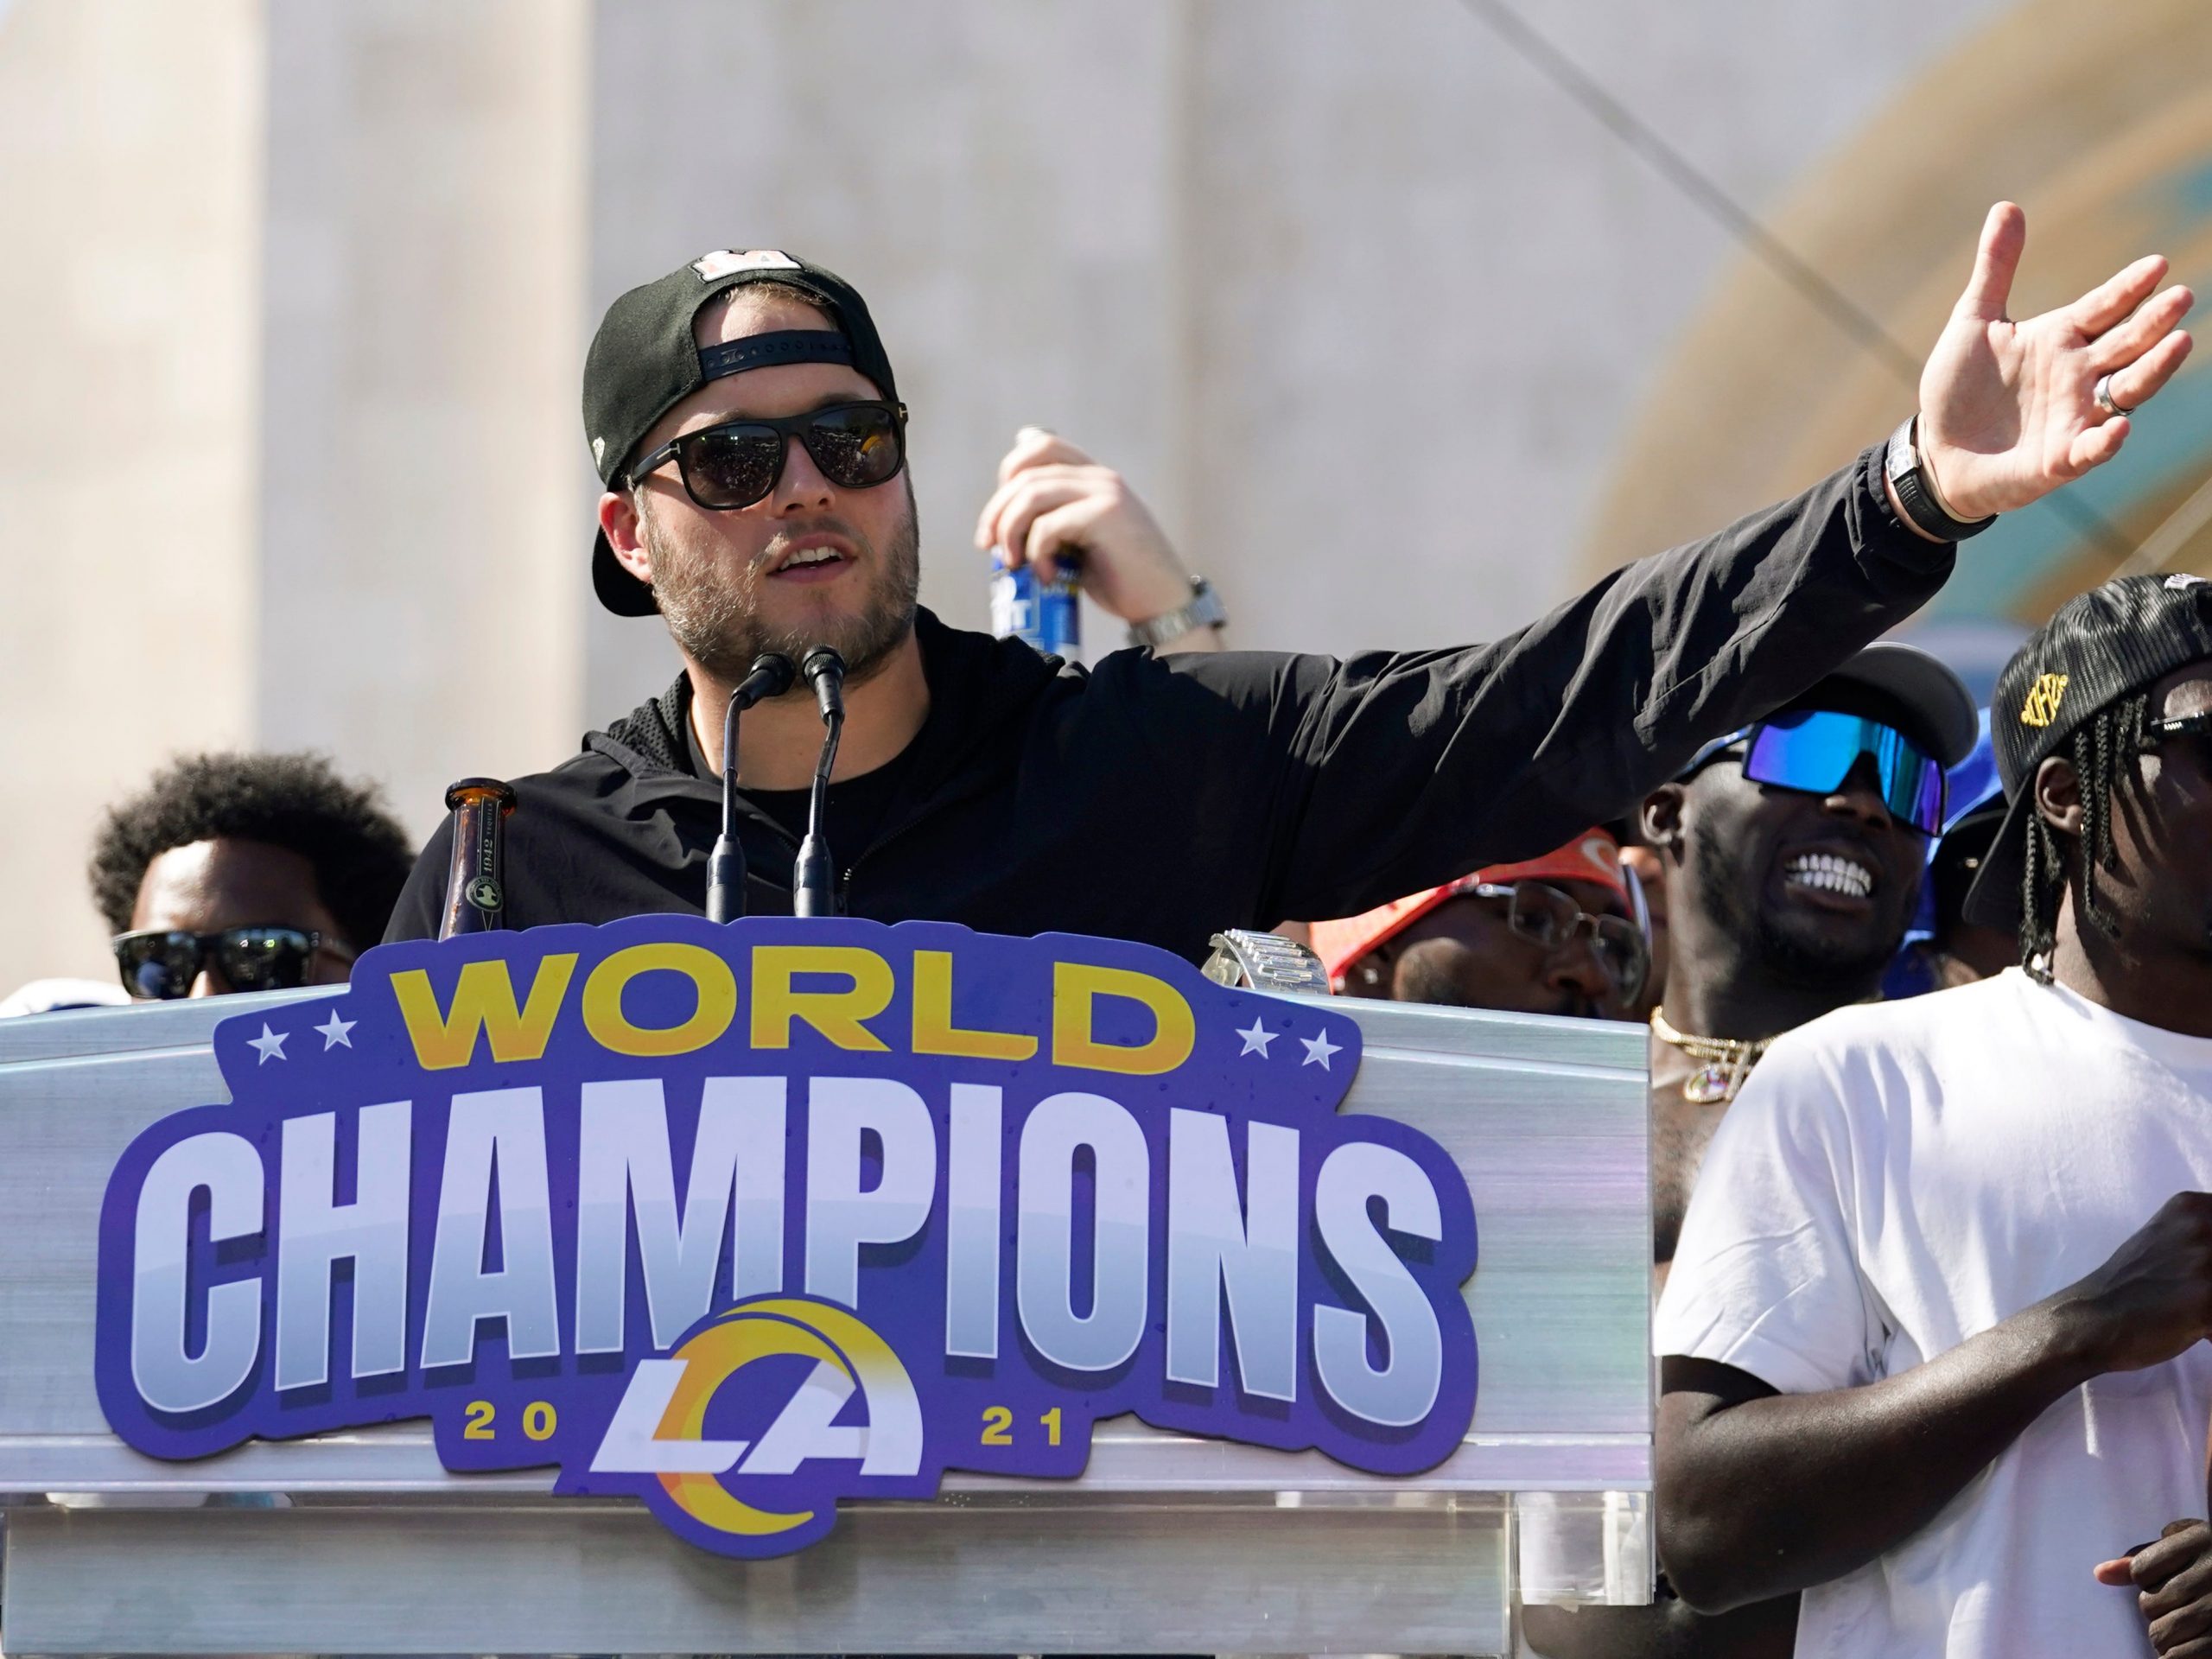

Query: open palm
1920,203,2193,522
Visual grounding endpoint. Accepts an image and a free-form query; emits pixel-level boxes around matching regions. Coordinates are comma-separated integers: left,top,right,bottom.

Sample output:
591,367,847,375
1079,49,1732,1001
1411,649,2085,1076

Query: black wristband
1885,416,1997,542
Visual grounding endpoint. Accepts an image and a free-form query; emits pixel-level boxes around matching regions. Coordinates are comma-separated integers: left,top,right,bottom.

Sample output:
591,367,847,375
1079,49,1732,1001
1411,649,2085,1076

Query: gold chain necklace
1649,1007,1774,1106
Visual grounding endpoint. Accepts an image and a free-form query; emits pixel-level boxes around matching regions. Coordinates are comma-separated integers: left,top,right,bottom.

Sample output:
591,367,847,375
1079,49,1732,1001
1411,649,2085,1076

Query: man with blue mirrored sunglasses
1523,642,1977,1659
1681,709,1950,837
1640,639,1976,1277
1653,644,1979,1103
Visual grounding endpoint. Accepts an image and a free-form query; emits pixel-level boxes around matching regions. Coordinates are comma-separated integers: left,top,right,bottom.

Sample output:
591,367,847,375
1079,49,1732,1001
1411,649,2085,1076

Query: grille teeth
1786,853,1872,896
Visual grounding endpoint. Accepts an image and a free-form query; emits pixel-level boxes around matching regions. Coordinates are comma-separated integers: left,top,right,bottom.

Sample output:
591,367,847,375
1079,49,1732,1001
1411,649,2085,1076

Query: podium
0,976,1649,1656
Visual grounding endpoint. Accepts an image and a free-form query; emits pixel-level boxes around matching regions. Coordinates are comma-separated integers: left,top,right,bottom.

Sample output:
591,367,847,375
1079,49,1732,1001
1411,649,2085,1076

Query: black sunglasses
627,400,908,511
112,926,355,1000
1469,879,1650,1002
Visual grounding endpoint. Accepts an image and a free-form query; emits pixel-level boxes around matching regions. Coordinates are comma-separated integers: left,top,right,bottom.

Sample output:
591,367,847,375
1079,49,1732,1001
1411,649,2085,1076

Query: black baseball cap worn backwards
583,249,899,617
1963,572,2212,930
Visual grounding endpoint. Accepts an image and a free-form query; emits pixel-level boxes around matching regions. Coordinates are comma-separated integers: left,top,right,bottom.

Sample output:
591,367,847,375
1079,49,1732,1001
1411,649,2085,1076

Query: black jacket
387,444,1952,962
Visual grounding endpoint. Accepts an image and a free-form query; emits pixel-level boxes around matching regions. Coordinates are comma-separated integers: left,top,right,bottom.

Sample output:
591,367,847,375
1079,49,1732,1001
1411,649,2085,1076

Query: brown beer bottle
438,778,517,939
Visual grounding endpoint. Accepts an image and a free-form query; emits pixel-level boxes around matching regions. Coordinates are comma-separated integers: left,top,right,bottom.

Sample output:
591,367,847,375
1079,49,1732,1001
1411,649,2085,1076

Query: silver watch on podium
1126,575,1228,649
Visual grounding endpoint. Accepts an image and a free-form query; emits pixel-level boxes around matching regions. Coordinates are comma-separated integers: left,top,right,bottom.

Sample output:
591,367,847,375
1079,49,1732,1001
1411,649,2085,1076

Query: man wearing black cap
385,211,2193,955
1641,642,1979,1290
1653,574,2212,1657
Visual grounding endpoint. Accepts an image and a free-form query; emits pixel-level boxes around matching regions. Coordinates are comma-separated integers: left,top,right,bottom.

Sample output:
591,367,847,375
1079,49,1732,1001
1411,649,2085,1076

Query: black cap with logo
1963,572,2212,930
582,250,899,617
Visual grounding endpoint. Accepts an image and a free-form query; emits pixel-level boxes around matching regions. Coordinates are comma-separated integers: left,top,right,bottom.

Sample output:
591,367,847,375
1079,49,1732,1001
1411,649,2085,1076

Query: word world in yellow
388,943,1196,1078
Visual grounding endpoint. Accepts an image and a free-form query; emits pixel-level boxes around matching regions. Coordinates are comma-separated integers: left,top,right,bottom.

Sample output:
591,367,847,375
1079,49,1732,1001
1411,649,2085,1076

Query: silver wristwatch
1126,576,1228,649
1201,930,1330,994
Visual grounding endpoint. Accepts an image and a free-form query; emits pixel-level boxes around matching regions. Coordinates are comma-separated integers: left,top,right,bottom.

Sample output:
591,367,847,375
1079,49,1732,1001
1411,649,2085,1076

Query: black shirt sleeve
384,816,453,943
1112,443,1955,926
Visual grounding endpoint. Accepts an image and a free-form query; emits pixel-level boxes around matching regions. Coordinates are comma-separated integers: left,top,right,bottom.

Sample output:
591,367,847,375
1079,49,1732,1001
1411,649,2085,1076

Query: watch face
1130,582,1224,648
1885,416,1918,480
1888,436,1990,539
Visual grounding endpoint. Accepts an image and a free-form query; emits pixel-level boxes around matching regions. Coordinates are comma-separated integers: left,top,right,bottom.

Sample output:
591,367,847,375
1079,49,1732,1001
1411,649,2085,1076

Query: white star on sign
315,1010,356,1051
1300,1027,1341,1071
1235,1017,1276,1058
247,1023,289,1065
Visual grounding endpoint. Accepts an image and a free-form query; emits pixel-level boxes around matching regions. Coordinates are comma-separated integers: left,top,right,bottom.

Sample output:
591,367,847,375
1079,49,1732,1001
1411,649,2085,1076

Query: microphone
792,646,847,918
703,653,797,923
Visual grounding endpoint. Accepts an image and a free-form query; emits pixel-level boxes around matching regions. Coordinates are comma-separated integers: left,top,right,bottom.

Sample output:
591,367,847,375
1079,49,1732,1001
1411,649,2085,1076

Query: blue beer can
988,561,1081,657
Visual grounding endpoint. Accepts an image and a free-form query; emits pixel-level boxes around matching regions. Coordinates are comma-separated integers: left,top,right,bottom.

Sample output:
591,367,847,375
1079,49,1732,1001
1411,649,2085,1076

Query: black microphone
792,646,848,918
704,653,797,923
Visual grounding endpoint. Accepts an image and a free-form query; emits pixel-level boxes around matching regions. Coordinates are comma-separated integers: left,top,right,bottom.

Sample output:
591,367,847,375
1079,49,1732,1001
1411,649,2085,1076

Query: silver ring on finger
2094,372,2133,419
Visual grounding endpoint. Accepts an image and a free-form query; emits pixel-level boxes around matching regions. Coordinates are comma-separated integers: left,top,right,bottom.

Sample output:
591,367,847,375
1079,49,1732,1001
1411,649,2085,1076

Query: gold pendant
1683,1065,1736,1105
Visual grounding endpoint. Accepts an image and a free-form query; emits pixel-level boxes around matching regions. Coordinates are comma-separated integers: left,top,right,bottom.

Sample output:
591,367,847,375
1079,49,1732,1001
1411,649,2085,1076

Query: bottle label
989,563,1079,655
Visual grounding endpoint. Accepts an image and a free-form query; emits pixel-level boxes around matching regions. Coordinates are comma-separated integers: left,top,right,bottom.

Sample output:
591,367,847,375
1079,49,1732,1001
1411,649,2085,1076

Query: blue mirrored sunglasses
1685,709,1946,835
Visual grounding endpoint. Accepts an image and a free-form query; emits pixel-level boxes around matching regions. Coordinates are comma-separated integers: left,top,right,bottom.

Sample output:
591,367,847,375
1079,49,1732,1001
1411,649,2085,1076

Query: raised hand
972,429,1201,631
1917,203,2193,521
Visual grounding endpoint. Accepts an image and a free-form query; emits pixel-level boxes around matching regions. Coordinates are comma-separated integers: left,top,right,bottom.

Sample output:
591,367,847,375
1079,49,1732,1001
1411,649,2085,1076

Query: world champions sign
93,917,1479,1559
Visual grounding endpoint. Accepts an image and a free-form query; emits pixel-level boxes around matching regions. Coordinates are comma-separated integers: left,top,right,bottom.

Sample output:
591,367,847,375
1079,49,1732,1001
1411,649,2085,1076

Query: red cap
1307,830,1629,991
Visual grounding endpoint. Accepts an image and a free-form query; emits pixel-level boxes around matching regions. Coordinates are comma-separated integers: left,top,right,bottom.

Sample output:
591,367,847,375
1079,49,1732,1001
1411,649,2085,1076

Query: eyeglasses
112,926,355,1000
626,400,908,511
1686,709,1946,835
1465,879,1650,1002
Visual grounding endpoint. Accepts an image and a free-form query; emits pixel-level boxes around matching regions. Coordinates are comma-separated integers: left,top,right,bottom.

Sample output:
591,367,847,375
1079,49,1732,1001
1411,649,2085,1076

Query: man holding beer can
385,210,2192,957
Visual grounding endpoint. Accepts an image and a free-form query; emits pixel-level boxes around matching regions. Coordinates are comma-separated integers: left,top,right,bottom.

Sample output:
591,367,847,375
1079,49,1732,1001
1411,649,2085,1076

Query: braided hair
2018,690,2152,978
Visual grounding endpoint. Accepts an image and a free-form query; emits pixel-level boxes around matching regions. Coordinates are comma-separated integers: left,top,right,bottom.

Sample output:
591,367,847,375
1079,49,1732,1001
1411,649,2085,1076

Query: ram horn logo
582,1297,921,1552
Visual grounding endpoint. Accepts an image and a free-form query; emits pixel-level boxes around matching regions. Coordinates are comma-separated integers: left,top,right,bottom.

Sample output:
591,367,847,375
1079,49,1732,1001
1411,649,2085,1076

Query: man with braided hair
2016,684,2152,964
1652,574,2212,1657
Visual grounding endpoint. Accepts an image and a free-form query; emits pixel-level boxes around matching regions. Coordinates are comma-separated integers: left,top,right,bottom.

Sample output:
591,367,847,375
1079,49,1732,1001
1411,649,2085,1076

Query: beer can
989,561,1080,657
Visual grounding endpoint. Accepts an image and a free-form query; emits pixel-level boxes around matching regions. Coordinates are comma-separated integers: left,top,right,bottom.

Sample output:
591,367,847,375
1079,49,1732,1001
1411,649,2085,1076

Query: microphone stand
792,646,848,918
704,653,797,923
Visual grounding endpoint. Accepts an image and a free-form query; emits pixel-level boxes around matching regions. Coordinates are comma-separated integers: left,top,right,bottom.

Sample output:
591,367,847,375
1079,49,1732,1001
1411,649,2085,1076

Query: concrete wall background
0,0,264,995
257,0,589,798
582,0,2012,696
0,0,2025,992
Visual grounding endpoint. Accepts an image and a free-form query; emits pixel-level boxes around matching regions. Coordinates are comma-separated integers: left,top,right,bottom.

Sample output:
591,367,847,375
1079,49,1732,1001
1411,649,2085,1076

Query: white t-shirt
1656,968,2212,1659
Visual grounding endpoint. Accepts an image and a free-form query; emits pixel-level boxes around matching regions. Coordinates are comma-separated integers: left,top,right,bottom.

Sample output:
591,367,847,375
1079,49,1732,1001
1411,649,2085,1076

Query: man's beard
643,484,922,686
1686,814,1899,988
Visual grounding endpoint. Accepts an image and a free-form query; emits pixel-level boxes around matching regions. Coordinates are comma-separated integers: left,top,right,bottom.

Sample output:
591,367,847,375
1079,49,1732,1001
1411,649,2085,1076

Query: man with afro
86,753,414,1001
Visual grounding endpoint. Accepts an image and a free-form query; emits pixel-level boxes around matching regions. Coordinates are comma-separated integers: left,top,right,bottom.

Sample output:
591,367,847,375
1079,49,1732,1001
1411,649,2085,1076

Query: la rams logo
579,1297,922,1555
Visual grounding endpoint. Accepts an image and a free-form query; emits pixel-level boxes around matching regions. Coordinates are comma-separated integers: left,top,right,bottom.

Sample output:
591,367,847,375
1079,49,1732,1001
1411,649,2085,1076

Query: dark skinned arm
1658,1190,2212,1613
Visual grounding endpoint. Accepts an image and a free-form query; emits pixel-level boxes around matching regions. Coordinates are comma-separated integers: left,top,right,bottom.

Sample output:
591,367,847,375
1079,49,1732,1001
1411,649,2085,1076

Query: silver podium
0,985,1649,1656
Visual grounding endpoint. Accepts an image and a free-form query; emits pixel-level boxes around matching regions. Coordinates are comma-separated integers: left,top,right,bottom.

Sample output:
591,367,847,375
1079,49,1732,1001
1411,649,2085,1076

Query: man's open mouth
770,543,851,579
